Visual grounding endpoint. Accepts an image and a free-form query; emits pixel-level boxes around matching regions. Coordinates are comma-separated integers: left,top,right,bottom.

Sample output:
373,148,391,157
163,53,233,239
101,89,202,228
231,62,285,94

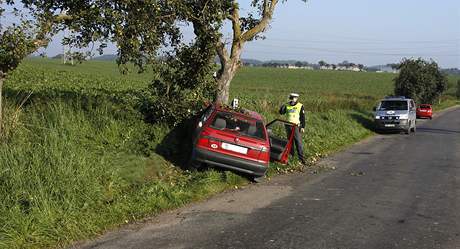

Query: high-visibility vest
285,102,303,125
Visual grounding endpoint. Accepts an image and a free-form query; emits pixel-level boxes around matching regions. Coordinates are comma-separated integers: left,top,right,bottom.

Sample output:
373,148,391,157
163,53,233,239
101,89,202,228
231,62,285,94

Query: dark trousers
286,126,305,163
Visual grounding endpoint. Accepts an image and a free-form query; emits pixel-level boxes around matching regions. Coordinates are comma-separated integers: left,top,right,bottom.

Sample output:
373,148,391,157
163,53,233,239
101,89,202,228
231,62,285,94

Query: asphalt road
77,107,460,249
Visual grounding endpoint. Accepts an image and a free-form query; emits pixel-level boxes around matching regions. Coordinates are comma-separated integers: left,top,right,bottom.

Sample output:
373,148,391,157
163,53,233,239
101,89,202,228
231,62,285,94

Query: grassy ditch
0,59,458,248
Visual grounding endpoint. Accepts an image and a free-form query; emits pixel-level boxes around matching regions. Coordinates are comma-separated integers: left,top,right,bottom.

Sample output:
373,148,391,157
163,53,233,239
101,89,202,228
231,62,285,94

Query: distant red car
190,104,297,179
416,104,433,119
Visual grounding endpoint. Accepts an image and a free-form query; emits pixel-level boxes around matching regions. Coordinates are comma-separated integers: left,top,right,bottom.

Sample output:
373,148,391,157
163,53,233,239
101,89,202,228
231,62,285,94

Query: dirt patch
184,185,293,215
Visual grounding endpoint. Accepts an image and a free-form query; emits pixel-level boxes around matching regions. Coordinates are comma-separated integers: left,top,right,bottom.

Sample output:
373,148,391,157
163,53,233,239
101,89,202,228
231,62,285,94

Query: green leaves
0,24,36,75
394,58,448,104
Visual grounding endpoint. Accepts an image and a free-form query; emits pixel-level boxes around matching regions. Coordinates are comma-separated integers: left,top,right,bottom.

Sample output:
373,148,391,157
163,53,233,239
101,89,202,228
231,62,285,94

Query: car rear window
379,101,408,111
420,105,431,109
210,111,266,140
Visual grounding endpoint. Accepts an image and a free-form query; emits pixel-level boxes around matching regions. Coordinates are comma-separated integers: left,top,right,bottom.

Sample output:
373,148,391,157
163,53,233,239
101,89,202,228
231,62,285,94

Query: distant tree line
254,60,366,70
442,68,460,75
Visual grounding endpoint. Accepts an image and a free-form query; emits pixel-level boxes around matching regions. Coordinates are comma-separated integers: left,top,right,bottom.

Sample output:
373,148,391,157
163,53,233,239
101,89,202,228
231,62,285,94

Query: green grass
0,59,458,248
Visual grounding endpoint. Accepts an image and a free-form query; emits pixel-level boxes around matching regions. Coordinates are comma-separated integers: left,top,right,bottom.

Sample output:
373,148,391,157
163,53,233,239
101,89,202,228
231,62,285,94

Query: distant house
320,65,363,72
287,65,314,70
351,67,361,72
374,65,399,74
320,65,334,70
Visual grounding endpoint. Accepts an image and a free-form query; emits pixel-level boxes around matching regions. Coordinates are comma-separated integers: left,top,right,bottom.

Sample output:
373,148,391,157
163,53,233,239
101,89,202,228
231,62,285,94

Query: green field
0,59,458,248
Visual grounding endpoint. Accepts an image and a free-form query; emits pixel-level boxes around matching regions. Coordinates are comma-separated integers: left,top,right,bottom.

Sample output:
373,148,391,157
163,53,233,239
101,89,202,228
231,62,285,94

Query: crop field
0,58,458,248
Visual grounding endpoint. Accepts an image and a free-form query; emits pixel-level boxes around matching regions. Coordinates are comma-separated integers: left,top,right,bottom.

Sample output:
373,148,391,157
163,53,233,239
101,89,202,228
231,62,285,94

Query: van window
378,101,408,111
210,111,266,140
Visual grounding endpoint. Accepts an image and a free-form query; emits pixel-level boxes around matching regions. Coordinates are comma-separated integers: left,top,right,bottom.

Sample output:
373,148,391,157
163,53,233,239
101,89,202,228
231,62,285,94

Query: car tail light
197,130,211,147
197,137,209,147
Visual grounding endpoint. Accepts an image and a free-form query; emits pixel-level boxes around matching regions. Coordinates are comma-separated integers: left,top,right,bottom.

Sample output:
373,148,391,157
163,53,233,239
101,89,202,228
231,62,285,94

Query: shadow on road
417,128,460,135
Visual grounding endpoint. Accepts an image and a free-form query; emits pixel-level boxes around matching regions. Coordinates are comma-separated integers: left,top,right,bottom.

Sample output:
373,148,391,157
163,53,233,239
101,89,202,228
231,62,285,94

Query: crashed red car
190,104,297,179
416,104,433,119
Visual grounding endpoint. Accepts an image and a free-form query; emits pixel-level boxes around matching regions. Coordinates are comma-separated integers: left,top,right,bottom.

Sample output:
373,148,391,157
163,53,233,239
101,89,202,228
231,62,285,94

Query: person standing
279,93,306,165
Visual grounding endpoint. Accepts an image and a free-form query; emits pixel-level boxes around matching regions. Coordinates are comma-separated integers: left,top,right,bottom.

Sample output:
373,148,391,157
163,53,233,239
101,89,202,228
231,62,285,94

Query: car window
378,101,408,111
210,111,266,140
201,106,214,123
420,105,431,109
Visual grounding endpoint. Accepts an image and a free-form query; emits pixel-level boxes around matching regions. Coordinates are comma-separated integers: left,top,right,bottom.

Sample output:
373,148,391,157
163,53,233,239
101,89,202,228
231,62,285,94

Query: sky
4,0,460,68
235,0,460,68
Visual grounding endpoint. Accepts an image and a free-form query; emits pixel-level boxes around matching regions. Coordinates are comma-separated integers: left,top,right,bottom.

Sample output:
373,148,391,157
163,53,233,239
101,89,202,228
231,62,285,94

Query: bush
139,40,217,126
394,58,448,104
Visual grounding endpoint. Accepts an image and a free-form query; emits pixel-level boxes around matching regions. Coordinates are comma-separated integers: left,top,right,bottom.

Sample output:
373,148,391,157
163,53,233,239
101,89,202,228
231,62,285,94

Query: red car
190,104,297,180
416,104,433,119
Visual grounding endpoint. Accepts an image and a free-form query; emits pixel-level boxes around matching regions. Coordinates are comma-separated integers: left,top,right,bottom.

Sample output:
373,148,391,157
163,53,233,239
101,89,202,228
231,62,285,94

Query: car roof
381,96,412,101
214,104,264,120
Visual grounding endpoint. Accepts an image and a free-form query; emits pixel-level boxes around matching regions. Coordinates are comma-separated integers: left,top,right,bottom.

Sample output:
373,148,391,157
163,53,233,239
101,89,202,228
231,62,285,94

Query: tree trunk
213,0,278,104
216,60,239,104
215,42,242,104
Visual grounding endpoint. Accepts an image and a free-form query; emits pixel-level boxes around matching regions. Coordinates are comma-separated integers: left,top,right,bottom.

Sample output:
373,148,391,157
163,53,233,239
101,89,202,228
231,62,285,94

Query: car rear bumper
417,113,432,118
375,120,410,131
192,148,268,177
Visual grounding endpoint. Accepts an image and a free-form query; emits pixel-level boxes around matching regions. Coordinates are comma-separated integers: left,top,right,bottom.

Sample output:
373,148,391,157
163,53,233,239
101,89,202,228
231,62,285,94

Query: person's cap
289,93,300,98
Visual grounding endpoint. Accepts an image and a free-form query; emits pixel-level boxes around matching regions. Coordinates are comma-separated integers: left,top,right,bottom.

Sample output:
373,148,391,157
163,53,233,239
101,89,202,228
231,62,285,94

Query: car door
192,105,214,144
265,119,297,164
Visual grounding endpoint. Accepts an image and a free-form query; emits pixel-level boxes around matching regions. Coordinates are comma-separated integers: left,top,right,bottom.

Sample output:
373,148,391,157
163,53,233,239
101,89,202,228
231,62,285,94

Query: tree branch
230,1,242,59
240,0,278,42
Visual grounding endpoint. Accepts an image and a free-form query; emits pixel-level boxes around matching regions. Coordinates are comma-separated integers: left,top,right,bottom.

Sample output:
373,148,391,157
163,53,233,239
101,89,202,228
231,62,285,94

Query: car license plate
385,124,396,127
222,143,248,154
420,110,427,112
